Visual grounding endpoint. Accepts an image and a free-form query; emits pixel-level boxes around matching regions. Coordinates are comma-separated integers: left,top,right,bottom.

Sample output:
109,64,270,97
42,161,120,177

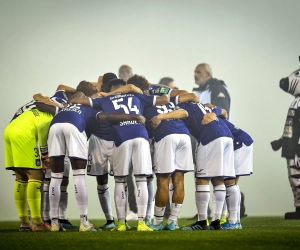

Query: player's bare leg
151,173,170,229
166,171,184,230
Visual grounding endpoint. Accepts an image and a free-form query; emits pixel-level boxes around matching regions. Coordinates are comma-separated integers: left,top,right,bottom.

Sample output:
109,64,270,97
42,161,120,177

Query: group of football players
4,71,253,232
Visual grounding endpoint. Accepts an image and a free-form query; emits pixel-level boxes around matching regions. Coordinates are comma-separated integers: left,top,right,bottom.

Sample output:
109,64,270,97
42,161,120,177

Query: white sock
125,184,128,217
195,185,210,221
97,184,113,221
146,177,154,221
135,177,148,222
42,184,50,221
221,200,228,219
236,184,241,222
169,178,174,206
153,206,165,225
114,179,127,222
168,203,182,224
73,169,89,227
49,173,63,220
212,185,226,221
226,184,239,224
59,185,68,220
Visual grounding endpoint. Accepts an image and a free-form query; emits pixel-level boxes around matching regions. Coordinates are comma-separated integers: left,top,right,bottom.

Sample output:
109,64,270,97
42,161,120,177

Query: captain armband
40,145,48,157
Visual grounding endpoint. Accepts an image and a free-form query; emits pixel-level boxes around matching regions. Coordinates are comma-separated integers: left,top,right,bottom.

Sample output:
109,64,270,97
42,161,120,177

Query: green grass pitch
0,217,299,250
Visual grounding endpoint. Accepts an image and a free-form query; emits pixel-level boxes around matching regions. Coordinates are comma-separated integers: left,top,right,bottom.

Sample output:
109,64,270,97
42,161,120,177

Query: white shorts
234,143,253,176
153,134,194,174
48,123,87,160
45,156,70,179
113,138,152,177
196,137,235,178
86,134,114,176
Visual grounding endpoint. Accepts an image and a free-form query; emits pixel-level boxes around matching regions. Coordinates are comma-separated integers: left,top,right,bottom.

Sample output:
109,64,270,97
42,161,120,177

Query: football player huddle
4,71,253,232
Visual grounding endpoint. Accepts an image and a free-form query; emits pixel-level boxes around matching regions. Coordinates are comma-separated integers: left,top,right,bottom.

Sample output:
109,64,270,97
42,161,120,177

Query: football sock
27,203,31,222
42,183,50,221
14,180,30,223
221,200,228,219
135,177,148,222
226,184,239,224
236,184,241,222
98,184,113,221
195,185,210,221
168,203,182,224
146,177,154,221
49,172,63,220
212,184,226,221
125,184,128,217
169,178,174,206
114,180,127,222
80,214,90,228
27,179,43,224
59,185,68,220
73,169,89,226
153,206,165,225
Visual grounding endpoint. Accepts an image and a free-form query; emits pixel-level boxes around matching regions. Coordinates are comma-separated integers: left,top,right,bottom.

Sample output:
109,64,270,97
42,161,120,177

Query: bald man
192,63,230,115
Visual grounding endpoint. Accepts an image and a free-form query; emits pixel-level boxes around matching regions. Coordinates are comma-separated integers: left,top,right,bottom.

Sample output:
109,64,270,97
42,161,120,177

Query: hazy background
1,0,299,221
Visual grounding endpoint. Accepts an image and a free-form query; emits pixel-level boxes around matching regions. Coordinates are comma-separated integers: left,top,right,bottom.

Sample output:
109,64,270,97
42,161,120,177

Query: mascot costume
271,60,300,219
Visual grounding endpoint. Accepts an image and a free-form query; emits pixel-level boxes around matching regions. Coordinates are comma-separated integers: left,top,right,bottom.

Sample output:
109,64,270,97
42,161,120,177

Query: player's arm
97,112,146,126
170,89,188,97
154,94,170,105
35,102,58,115
150,110,188,129
204,103,228,119
33,93,64,108
151,84,188,97
100,84,143,97
36,113,53,169
177,93,199,103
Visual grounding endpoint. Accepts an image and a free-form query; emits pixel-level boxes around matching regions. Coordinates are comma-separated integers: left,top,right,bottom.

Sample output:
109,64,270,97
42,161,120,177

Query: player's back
11,90,68,121
92,122,113,141
178,102,232,145
222,119,253,150
143,102,189,142
91,93,155,146
51,104,100,134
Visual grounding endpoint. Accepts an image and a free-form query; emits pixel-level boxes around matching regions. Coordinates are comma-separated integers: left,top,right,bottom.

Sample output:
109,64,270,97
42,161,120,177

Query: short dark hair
127,74,151,92
102,73,117,92
107,78,126,92
76,81,98,97
159,77,174,87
